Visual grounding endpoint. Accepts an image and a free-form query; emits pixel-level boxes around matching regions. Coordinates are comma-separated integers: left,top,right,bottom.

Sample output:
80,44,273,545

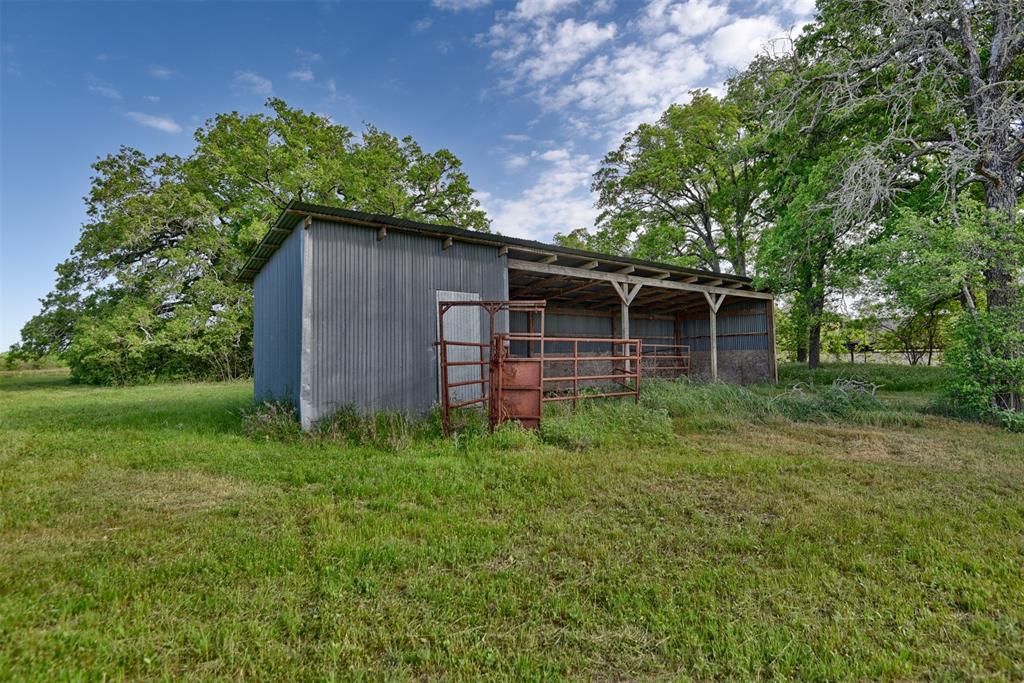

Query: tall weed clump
641,378,778,430
539,398,674,451
242,403,421,451
778,362,952,393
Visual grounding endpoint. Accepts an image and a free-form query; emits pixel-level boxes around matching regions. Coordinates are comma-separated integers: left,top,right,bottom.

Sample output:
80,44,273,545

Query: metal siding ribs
305,219,507,423
253,226,303,407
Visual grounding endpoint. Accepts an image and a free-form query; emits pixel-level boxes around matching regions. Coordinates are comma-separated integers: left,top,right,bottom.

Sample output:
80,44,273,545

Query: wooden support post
703,291,726,381
611,281,643,372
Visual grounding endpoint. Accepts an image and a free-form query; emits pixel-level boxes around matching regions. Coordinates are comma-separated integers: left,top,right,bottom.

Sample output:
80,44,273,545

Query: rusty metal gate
437,300,545,433
438,300,685,434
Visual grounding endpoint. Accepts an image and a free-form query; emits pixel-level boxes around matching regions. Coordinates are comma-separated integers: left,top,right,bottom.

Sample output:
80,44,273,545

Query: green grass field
1,366,1022,680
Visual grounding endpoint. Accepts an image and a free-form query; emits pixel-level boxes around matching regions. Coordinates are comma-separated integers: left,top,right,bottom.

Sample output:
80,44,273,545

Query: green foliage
642,378,777,431
539,399,674,451
240,401,303,441
942,311,1024,430
572,90,768,275
242,403,420,452
778,362,952,394
0,352,65,371
12,99,489,386
642,377,925,429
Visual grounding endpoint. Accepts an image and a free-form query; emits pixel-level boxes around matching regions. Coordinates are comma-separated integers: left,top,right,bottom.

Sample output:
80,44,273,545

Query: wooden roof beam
507,259,772,301
515,274,568,297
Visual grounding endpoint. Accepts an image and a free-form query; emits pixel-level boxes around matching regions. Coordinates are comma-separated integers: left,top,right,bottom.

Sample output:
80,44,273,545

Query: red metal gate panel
497,359,542,429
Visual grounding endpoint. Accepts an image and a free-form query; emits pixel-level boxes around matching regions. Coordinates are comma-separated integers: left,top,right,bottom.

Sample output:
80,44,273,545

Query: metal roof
238,201,763,293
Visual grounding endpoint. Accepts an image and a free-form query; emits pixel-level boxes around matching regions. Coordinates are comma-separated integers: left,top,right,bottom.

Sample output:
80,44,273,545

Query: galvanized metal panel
680,300,769,351
630,316,674,341
253,226,303,405
307,219,507,422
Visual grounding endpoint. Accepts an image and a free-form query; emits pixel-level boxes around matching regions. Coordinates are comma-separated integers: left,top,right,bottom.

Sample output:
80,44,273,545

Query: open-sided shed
240,202,776,428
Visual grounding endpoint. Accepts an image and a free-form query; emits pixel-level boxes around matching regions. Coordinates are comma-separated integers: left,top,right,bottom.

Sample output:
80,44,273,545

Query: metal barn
240,202,777,429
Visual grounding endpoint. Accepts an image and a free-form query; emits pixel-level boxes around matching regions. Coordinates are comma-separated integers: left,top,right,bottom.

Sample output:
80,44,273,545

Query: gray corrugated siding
307,219,507,421
253,226,303,405
680,300,769,351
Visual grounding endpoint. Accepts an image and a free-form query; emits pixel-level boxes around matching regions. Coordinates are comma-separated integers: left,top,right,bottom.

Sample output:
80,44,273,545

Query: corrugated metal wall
679,300,770,351
253,226,303,405
630,315,675,341
307,219,507,421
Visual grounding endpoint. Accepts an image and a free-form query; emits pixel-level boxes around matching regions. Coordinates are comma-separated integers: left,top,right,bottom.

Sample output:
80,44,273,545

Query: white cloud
503,133,531,142
413,17,433,32
503,154,530,171
295,48,321,62
88,83,122,100
512,0,577,21
638,0,728,37
516,19,617,83
547,39,709,139
476,0,793,237
148,64,175,79
704,15,783,69
125,112,183,133
588,0,615,15
782,0,816,17
432,0,490,9
288,67,315,82
538,148,570,161
235,71,273,96
143,95,160,102
483,151,597,240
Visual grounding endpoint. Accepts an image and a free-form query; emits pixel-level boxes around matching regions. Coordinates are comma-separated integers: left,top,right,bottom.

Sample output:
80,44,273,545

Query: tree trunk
808,321,822,369
982,164,1022,411
806,286,825,370
796,345,807,363
982,164,1020,311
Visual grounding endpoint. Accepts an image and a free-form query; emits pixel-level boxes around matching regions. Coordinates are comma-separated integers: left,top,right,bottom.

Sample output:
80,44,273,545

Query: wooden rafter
507,259,772,301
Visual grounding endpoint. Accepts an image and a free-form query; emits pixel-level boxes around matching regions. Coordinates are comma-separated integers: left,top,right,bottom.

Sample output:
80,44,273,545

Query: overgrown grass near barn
2,367,1022,680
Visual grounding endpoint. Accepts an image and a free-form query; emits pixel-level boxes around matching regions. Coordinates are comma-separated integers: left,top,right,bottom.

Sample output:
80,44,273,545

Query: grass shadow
0,369,75,392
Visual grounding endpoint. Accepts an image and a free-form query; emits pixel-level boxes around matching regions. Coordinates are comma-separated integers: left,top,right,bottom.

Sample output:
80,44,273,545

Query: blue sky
0,0,814,348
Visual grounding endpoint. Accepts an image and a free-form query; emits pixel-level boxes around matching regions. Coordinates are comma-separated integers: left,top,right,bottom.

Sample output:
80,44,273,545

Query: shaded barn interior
506,269,775,386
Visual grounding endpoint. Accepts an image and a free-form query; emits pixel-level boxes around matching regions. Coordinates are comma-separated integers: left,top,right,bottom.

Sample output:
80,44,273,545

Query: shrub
0,352,66,371
942,310,1024,425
